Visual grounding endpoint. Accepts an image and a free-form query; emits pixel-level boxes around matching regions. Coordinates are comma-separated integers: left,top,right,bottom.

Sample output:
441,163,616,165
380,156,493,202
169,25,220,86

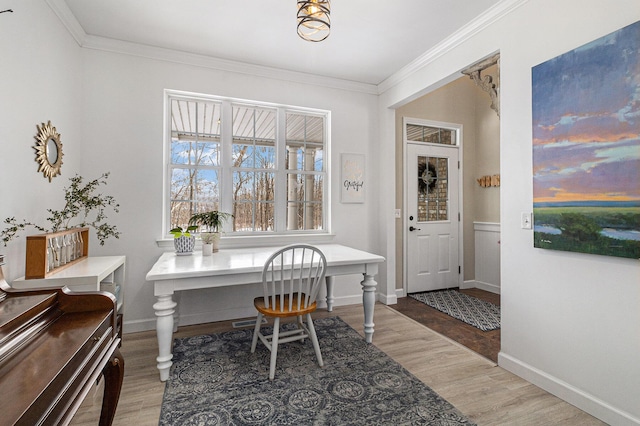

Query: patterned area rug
160,316,475,425
409,290,501,331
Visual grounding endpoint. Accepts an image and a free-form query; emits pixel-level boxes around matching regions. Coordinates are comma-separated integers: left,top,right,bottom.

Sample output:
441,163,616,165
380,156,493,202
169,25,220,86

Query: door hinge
458,266,461,274
458,212,460,221
458,160,460,169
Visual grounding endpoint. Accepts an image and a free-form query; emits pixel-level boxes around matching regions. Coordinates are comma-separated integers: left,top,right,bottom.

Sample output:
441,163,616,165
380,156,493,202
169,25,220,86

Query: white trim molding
46,0,86,46
499,352,640,426
378,0,528,94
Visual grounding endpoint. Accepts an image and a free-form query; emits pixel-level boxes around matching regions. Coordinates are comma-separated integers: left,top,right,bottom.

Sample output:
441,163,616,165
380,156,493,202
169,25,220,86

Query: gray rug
409,290,500,331
159,316,475,425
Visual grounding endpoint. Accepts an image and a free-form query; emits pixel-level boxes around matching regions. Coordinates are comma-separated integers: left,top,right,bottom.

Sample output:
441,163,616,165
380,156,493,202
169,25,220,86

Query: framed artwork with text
340,153,365,203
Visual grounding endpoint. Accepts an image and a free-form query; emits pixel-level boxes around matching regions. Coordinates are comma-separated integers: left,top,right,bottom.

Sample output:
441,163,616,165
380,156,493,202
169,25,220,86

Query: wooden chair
250,244,327,380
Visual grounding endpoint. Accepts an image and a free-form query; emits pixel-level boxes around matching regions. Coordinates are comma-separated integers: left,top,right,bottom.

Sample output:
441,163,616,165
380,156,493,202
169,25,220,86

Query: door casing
402,117,464,295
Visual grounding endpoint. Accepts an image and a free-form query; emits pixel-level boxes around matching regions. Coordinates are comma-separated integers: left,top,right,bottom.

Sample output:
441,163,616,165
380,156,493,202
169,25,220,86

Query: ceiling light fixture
297,0,330,42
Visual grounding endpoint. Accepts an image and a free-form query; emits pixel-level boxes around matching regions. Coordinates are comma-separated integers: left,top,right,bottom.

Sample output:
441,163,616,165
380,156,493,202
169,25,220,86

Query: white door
406,142,460,293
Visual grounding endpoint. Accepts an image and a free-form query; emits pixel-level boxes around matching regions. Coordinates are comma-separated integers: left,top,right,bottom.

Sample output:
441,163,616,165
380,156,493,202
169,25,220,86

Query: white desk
146,244,385,381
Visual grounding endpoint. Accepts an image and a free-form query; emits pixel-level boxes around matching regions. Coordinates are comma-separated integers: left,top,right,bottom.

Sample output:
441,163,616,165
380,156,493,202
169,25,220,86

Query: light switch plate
395,209,401,219
521,212,532,229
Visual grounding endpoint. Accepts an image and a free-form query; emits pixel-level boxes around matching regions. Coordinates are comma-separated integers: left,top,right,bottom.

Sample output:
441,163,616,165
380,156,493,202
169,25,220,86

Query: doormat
160,316,476,425
409,290,500,331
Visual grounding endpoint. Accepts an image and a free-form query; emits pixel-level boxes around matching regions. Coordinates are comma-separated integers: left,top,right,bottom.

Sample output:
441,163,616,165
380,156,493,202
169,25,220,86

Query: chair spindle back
262,244,327,313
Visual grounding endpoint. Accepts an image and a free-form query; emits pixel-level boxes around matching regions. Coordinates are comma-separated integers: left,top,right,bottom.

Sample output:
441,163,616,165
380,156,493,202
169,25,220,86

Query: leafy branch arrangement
1,173,121,246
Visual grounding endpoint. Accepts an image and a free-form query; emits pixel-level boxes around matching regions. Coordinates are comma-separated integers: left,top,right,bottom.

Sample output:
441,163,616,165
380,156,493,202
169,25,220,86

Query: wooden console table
12,256,126,339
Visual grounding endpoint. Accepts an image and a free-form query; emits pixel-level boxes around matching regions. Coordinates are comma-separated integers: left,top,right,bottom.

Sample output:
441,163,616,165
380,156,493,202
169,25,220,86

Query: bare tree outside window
232,105,276,232
286,113,324,231
170,99,221,228
166,92,327,236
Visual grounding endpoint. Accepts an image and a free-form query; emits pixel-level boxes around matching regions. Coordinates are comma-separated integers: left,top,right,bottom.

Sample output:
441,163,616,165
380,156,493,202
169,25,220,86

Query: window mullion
274,108,287,232
163,93,172,236
220,100,234,233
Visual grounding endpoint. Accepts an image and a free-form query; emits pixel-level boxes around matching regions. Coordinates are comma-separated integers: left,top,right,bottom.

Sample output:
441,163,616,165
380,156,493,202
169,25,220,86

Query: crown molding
47,0,526,96
46,0,86,46
82,35,379,95
377,0,528,94
46,0,377,95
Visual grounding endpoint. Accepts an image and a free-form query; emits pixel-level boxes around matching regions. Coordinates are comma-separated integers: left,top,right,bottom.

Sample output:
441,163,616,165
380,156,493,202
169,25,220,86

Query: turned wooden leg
154,294,177,381
325,276,335,311
99,347,124,426
361,272,377,343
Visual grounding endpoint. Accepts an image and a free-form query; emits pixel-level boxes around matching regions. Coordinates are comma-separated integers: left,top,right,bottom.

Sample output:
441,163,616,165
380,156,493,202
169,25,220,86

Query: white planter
202,232,221,253
202,243,213,256
174,235,195,255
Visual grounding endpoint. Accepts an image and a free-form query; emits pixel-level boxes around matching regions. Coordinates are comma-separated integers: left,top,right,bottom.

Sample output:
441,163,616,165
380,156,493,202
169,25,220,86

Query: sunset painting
532,20,640,259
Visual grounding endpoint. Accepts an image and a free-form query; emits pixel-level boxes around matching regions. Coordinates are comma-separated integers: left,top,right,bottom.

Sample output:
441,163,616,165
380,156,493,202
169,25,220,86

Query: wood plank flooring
392,288,501,362
71,303,605,425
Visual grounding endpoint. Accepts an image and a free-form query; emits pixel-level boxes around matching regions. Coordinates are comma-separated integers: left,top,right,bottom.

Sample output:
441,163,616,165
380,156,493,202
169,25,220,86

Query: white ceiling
60,0,502,86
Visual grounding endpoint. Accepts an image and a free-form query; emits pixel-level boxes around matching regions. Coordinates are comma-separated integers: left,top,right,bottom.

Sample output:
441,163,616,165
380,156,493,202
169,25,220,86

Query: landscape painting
532,21,640,259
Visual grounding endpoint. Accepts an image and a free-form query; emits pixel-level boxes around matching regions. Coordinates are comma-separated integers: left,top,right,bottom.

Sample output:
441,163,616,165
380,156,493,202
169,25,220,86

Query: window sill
156,233,336,250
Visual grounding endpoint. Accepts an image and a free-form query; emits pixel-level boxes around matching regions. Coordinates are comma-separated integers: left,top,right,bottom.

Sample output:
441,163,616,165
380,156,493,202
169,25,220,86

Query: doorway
392,68,501,361
404,119,461,293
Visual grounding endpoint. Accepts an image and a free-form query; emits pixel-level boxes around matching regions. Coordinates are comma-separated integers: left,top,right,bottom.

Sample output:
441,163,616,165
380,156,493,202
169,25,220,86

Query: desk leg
325,276,335,312
154,294,177,382
361,273,377,343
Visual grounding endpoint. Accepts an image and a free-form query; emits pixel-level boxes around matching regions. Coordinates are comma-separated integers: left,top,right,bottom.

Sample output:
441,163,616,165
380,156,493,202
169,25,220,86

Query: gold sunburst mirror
34,120,63,182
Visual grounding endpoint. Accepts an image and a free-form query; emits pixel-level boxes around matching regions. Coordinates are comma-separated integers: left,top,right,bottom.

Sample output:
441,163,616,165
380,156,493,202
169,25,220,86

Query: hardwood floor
392,288,501,362
72,303,605,425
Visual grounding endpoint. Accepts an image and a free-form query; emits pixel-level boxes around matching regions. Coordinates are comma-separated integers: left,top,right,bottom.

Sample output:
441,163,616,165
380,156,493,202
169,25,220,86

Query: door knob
409,226,421,231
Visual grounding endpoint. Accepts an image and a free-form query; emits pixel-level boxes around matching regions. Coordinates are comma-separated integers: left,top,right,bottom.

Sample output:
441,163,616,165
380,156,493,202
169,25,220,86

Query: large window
166,91,328,237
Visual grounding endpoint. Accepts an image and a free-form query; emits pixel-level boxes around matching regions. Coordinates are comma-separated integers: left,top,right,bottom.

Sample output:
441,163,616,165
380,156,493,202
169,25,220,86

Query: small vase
202,232,221,253
202,243,213,256
174,235,195,255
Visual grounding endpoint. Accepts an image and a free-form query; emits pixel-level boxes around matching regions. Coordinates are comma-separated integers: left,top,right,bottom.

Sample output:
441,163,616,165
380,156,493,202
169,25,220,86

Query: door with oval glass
406,142,460,293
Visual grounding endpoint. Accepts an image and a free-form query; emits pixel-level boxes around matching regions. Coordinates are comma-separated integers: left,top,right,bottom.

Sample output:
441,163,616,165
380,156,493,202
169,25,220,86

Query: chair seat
254,295,317,318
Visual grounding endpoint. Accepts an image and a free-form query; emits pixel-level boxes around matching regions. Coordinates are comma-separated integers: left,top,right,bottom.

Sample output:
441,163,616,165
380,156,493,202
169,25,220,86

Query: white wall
79,49,380,331
0,1,83,277
379,0,640,424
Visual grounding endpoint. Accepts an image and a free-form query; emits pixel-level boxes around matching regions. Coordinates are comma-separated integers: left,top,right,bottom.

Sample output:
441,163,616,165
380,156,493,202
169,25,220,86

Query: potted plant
169,225,198,255
188,211,233,255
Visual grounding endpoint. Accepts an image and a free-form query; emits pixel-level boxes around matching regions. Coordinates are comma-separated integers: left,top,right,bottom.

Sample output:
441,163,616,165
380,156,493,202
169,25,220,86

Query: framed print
341,153,365,203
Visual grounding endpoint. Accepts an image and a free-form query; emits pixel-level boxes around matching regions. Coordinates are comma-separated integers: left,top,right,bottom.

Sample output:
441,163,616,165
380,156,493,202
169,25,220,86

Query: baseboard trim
498,352,640,426
474,280,501,294
122,318,157,334
460,280,501,294
379,291,398,305
459,280,476,290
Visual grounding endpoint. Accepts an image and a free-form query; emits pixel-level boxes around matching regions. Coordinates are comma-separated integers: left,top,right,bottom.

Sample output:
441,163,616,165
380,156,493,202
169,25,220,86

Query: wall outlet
521,212,532,229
